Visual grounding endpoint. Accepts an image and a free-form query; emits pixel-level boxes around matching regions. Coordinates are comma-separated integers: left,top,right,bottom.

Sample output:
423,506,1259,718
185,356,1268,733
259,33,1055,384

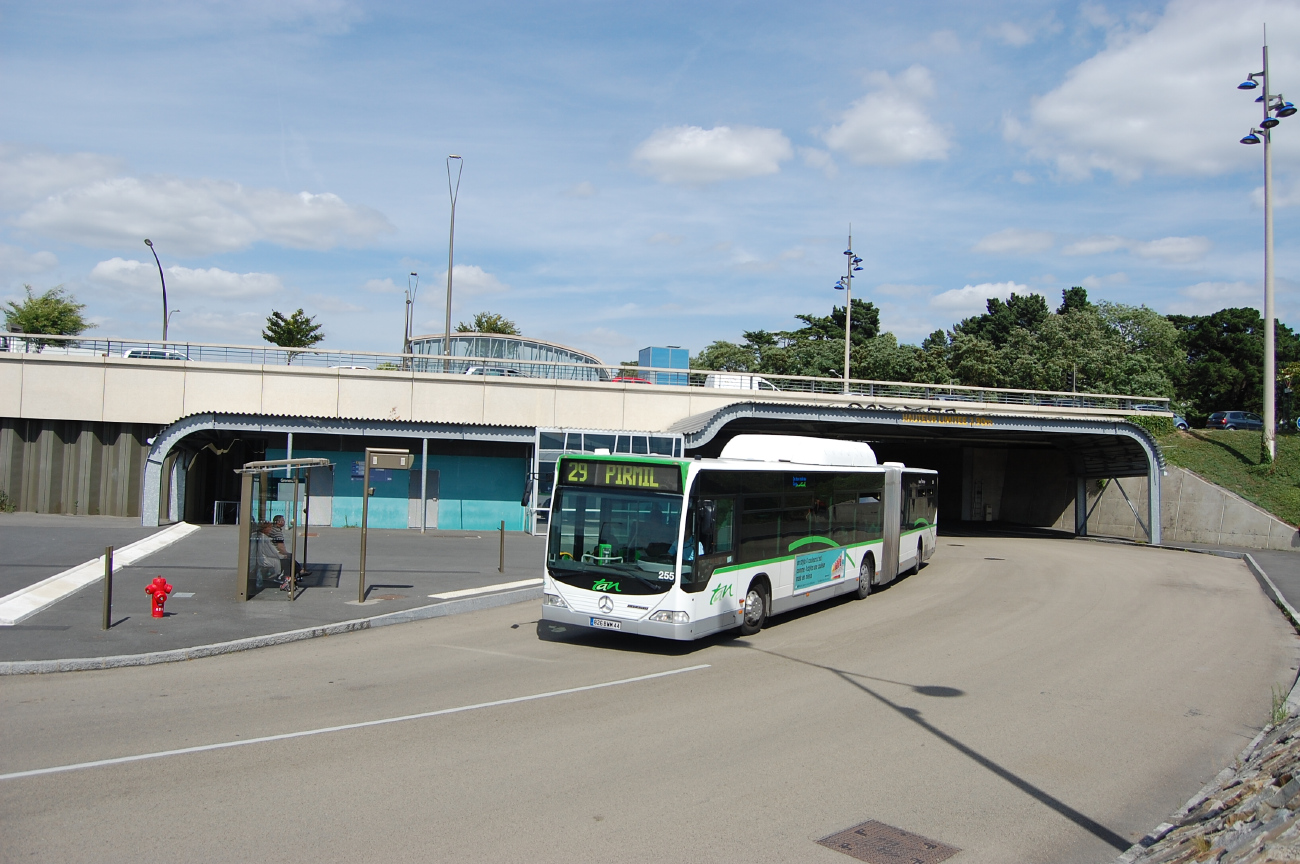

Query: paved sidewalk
0,521,546,663
0,514,161,598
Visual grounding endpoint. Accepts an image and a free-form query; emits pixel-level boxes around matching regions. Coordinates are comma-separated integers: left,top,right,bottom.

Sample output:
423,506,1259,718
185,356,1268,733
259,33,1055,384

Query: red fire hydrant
145,576,172,618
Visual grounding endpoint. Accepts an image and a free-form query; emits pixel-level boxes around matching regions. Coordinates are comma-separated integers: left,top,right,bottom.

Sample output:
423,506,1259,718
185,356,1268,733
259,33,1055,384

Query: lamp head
1240,78,1260,90
1278,101,1298,118
1242,131,1262,144
1263,116,1281,129
144,239,153,247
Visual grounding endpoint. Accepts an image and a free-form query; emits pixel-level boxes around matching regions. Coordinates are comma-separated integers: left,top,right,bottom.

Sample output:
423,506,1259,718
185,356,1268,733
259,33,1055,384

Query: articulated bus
541,434,937,641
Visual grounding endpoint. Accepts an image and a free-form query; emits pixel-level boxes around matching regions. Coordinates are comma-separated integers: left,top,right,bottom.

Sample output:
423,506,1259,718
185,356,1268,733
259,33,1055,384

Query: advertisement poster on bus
794,547,847,591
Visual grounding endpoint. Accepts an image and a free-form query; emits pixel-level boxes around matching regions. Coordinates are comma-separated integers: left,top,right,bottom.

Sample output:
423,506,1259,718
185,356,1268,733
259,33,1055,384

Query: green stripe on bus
710,541,883,576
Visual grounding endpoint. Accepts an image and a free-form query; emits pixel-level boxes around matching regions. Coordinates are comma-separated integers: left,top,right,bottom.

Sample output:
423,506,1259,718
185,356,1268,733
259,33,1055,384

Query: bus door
881,467,901,580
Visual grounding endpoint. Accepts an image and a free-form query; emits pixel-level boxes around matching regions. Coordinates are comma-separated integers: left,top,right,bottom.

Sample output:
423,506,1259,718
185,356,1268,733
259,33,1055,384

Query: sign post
359,448,412,603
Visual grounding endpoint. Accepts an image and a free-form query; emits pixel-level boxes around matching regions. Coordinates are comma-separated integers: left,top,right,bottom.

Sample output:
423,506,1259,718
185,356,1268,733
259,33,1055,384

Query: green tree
3,285,93,349
1057,286,1093,315
456,312,520,335
1167,308,1300,423
262,309,325,362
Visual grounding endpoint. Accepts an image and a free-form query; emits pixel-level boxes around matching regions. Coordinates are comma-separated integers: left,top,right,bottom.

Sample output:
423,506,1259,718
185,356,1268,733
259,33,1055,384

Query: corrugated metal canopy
670,401,1162,479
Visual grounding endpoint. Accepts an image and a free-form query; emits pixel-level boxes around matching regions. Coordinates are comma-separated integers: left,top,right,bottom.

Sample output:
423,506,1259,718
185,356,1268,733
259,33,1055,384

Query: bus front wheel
856,555,875,599
740,581,768,635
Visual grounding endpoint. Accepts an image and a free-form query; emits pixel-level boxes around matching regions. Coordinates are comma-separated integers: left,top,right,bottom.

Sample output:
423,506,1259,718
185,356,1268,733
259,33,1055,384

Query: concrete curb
0,586,542,675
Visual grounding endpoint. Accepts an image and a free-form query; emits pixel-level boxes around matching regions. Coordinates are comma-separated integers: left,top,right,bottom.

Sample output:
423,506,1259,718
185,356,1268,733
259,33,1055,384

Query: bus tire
856,554,875,599
907,541,921,576
740,580,768,636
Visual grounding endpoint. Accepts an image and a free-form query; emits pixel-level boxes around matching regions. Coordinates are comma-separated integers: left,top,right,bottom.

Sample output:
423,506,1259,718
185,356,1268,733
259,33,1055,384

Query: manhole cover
817,820,960,864
373,594,407,600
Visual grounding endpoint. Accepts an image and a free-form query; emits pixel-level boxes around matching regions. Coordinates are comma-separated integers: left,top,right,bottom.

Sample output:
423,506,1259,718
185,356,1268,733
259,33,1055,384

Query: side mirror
697,499,716,536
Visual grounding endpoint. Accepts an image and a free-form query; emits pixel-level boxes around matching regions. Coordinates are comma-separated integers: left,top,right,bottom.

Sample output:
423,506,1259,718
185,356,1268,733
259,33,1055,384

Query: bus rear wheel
740,582,768,635
856,555,875,599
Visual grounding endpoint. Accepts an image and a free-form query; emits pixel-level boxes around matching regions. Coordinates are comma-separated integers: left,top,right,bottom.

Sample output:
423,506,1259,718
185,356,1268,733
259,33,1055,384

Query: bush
1126,415,1176,437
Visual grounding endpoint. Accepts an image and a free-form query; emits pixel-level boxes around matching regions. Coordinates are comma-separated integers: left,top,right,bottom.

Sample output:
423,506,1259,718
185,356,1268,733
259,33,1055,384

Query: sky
3,0,1300,364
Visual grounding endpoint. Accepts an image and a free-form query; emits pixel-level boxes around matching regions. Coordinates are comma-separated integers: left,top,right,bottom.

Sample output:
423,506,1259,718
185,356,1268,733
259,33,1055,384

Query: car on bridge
1206,410,1263,430
123,349,189,361
463,366,528,377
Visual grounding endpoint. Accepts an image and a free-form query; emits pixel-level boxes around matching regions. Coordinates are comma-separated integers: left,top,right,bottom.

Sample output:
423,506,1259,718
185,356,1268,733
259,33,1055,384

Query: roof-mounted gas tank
719,434,877,467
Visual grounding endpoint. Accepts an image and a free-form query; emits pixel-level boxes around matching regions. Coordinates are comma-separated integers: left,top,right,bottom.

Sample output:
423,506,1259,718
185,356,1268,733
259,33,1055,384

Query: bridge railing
0,333,1171,414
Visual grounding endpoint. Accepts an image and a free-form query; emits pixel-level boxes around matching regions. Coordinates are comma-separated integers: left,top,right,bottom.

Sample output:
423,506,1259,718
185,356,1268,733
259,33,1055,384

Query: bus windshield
547,486,682,595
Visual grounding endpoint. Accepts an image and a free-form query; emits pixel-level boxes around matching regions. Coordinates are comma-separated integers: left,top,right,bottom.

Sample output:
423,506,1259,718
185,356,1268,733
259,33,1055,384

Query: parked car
463,366,527,377
123,349,189,361
1206,411,1264,430
1174,414,1190,430
702,373,780,391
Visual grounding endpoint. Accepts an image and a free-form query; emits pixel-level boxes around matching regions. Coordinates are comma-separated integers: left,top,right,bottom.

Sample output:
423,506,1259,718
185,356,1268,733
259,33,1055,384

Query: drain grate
817,820,960,864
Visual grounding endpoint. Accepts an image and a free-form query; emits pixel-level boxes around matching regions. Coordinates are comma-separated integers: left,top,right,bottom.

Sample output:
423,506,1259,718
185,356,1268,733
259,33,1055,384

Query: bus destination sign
560,459,682,494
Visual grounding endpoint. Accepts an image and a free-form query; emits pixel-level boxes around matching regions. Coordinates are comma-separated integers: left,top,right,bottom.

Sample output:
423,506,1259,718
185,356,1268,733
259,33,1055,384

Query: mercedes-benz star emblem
598,595,613,614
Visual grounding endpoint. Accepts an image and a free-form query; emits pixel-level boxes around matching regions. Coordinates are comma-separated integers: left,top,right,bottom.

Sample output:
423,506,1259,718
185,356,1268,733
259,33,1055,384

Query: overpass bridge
0,335,1169,541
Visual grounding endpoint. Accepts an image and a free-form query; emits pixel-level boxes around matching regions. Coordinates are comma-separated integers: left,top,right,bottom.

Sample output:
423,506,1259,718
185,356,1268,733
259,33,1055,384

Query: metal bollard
101,546,113,630
499,520,505,573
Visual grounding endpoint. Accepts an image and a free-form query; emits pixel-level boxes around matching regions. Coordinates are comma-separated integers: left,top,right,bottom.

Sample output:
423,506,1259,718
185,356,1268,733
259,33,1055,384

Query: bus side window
710,498,735,554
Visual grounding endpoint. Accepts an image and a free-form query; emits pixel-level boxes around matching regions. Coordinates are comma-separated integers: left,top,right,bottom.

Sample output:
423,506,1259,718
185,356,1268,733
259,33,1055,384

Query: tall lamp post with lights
143,239,169,342
443,155,464,372
1239,37,1297,459
832,230,864,395
403,271,419,362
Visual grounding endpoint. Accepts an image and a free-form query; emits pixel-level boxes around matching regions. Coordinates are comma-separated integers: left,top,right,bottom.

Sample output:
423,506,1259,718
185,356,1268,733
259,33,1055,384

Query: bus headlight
543,593,568,609
648,610,689,624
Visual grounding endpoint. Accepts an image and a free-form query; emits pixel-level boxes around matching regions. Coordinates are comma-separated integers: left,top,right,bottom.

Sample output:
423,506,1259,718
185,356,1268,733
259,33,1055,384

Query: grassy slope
1156,430,1300,527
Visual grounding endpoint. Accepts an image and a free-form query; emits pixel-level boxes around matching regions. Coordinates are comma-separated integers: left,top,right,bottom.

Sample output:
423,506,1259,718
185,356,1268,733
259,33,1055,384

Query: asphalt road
2,536,1296,864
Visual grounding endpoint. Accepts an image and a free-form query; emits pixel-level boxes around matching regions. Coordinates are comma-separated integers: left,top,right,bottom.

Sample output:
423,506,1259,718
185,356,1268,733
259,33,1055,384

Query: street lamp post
403,271,419,360
443,155,464,371
1239,34,1296,459
832,229,863,395
143,239,169,342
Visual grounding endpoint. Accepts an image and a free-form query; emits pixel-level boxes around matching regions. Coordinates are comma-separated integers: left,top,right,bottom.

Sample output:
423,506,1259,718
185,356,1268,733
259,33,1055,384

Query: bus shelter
235,458,333,601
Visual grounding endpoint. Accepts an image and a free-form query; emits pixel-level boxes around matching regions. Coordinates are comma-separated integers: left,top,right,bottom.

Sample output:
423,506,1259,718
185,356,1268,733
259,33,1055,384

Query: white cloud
989,22,1033,47
17,175,394,256
565,181,596,198
1062,235,1129,256
823,66,951,165
0,243,58,274
1167,280,1260,314
799,146,838,178
1062,234,1210,263
417,265,510,326
362,278,401,294
1009,0,1296,179
1132,235,1211,263
929,281,1039,316
1079,272,1129,290
90,258,284,299
0,145,123,208
632,125,793,185
648,232,683,245
1011,170,1035,184
972,228,1055,255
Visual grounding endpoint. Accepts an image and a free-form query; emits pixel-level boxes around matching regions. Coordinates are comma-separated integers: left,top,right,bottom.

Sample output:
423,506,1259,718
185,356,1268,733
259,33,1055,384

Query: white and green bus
540,434,937,641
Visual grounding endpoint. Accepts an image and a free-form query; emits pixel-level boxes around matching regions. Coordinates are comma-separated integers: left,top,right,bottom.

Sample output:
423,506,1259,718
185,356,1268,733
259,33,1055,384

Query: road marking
429,578,542,599
0,522,201,626
0,664,710,781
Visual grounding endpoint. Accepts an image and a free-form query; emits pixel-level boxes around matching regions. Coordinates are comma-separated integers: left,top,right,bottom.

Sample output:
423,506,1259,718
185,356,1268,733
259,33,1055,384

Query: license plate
590,617,621,631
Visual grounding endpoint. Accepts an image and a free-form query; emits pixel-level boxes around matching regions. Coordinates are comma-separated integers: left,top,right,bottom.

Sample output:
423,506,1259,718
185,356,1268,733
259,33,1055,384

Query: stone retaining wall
1087,466,1299,551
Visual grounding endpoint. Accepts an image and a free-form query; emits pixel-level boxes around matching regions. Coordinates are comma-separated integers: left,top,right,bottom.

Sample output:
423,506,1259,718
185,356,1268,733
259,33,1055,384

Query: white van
703,373,779,391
